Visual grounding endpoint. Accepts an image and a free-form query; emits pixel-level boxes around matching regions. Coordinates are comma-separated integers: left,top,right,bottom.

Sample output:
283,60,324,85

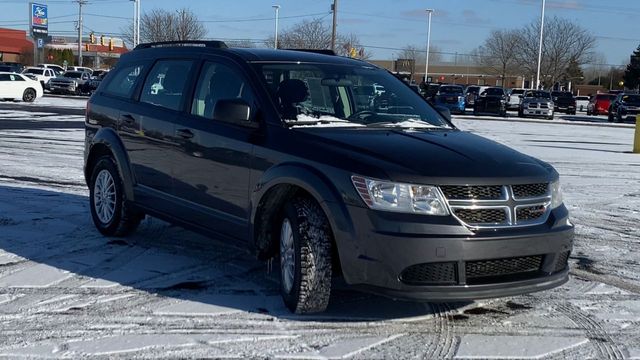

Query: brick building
0,28,34,63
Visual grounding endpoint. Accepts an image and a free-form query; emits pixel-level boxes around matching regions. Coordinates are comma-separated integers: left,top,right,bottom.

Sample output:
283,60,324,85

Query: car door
8,73,27,98
171,59,257,238
0,73,10,97
117,59,196,211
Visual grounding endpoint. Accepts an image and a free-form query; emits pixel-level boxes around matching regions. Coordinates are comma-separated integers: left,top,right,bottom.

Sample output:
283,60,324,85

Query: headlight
550,179,563,209
351,176,449,215
458,96,464,102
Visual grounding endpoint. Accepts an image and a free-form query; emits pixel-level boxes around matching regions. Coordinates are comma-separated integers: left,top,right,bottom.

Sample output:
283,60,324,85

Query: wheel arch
250,163,355,273
85,127,135,201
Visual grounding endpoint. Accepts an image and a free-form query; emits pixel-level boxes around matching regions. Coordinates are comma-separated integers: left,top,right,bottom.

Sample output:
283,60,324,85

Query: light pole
130,0,136,47
272,5,280,49
535,0,546,89
424,9,434,84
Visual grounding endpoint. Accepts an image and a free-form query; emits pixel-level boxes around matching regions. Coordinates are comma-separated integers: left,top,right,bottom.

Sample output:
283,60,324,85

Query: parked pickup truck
49,70,92,95
551,91,576,115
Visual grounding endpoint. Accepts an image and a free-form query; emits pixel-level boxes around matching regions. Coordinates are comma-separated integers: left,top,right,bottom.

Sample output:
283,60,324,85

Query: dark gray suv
84,41,573,314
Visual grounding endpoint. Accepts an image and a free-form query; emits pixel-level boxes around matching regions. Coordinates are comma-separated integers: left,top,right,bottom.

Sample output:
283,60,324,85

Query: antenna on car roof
134,40,228,50
285,49,336,56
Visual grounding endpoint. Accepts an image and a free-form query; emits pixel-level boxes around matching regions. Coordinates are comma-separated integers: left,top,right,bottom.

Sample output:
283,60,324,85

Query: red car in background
587,94,617,116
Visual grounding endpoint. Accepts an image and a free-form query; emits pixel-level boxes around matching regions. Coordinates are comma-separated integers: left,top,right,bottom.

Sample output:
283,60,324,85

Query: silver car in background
518,90,554,119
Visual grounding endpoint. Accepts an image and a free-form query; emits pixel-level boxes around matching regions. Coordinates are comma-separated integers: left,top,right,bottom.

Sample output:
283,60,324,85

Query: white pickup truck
22,67,57,90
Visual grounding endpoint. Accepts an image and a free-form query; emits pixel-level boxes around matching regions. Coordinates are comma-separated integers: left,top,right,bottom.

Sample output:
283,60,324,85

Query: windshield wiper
365,119,448,129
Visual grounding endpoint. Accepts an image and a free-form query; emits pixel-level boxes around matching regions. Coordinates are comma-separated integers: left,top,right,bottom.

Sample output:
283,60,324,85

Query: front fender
87,127,135,200
251,163,362,280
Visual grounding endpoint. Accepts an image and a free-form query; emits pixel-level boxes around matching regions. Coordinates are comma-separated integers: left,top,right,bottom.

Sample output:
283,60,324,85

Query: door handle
120,114,135,124
176,128,194,139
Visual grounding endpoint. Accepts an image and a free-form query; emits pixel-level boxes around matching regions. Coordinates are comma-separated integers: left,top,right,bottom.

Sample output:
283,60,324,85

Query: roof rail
285,49,336,56
134,40,228,50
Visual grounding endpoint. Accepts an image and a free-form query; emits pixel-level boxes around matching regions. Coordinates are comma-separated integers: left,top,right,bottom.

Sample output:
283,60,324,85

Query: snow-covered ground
0,100,639,358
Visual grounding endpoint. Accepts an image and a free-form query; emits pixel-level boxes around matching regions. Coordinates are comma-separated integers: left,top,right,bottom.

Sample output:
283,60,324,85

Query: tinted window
25,68,44,75
511,89,525,95
103,63,145,98
140,60,194,111
64,72,83,79
191,61,254,119
525,91,551,99
622,95,640,105
0,74,10,81
9,74,25,81
482,88,504,96
439,86,463,94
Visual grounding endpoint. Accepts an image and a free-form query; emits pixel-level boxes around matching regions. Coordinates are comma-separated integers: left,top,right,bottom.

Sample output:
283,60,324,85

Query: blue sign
30,3,48,36
37,38,43,48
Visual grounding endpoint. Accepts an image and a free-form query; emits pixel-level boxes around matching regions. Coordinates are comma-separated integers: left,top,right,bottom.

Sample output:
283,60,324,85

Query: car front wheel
89,156,142,237
279,197,332,314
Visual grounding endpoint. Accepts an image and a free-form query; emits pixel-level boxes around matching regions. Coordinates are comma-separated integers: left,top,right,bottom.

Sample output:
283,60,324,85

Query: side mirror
213,99,258,128
434,105,451,122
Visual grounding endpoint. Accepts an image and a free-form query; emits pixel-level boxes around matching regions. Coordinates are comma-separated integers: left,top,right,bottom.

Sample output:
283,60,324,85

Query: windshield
25,68,44,75
622,95,640,105
525,91,551,99
63,72,82,78
482,88,504,96
438,86,463,95
252,62,452,129
552,92,572,97
511,89,525,95
596,94,616,100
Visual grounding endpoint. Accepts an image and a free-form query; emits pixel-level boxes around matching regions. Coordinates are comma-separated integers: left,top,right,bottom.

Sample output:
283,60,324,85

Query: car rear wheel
279,197,332,314
89,156,142,237
22,88,36,102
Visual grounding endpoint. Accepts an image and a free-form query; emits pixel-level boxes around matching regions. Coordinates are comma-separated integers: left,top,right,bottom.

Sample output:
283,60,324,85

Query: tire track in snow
556,302,626,359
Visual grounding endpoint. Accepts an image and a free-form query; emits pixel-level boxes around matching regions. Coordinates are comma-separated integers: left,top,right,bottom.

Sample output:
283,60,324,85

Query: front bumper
50,84,77,93
523,108,553,117
334,204,574,301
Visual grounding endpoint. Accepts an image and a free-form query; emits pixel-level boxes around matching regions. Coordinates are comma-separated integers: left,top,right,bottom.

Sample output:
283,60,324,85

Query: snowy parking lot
0,97,639,358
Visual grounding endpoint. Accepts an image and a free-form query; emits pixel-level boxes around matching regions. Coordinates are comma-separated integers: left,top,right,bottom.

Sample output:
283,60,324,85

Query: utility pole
77,0,87,66
535,0,546,89
136,0,140,46
425,9,433,84
331,0,338,51
272,5,280,49
130,0,137,47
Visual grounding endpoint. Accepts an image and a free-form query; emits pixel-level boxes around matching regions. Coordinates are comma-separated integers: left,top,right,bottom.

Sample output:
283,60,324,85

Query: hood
296,128,555,184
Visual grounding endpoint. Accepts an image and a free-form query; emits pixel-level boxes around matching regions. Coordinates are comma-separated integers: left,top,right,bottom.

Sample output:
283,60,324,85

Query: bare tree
122,8,206,46
399,44,442,67
225,39,257,48
271,18,332,50
512,16,595,88
474,29,520,83
336,33,372,60
265,18,371,60
583,52,608,85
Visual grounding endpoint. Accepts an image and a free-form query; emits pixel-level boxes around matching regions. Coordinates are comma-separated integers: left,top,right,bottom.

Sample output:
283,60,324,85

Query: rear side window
103,63,145,98
191,61,254,119
140,60,194,111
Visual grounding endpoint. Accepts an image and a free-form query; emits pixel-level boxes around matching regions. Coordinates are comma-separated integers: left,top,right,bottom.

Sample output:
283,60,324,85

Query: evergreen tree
623,45,640,89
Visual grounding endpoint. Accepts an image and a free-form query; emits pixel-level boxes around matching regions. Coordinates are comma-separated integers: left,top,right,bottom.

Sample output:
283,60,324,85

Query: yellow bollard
635,115,640,153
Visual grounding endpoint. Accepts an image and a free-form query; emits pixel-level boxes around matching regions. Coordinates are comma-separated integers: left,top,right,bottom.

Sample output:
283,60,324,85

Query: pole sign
30,3,48,37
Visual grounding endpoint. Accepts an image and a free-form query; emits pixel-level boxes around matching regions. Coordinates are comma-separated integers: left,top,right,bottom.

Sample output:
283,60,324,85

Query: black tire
615,112,623,123
518,110,524,118
89,156,142,237
22,88,36,102
278,197,332,314
608,112,614,122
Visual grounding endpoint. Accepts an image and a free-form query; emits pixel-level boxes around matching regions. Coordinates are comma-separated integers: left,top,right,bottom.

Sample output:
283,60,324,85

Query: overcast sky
0,0,638,65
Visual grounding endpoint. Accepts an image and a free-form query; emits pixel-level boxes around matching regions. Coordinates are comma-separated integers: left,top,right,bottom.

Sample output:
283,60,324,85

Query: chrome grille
513,183,549,198
440,185,503,200
442,183,551,228
453,208,507,225
516,205,547,221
